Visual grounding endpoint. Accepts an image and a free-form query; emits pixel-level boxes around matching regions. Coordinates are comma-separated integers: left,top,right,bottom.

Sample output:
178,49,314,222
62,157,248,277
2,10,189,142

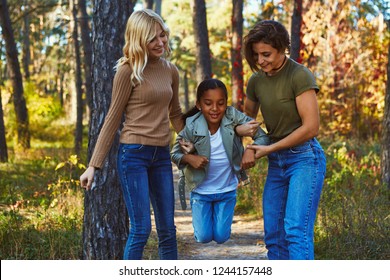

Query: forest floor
171,166,268,260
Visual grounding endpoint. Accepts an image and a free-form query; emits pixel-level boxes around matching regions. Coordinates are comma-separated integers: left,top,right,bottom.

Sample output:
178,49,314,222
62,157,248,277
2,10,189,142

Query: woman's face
197,88,227,134
252,41,285,75
147,24,168,59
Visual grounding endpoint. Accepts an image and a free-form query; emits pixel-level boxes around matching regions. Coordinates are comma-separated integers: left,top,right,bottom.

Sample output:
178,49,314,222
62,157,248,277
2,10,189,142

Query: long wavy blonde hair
115,9,171,85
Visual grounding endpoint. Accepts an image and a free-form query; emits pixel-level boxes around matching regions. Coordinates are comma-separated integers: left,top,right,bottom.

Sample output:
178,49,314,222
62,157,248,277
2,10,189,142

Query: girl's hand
241,149,256,169
235,120,260,137
179,139,195,154
183,154,209,169
80,166,96,190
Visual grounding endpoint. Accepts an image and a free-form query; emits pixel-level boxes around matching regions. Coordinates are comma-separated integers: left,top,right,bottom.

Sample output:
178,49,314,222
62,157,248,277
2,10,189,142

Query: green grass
0,113,86,259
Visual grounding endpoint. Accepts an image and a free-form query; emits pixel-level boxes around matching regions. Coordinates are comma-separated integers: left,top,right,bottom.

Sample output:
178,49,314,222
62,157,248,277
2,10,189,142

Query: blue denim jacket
171,106,269,190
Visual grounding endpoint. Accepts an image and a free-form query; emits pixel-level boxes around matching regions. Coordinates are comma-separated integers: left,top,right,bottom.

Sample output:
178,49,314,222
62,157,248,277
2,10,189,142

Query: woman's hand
179,139,195,154
80,166,96,190
235,120,260,137
246,144,271,159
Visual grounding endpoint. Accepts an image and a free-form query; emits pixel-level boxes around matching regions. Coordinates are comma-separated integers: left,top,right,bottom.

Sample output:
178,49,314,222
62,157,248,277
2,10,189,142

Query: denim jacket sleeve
170,128,190,170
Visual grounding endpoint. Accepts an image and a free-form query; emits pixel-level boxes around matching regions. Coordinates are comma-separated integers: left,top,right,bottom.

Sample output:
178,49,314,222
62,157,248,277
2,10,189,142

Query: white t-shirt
194,128,239,194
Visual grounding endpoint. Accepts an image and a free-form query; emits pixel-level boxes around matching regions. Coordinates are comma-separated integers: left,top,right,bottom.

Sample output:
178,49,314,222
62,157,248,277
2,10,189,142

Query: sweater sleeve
88,64,133,169
168,64,184,133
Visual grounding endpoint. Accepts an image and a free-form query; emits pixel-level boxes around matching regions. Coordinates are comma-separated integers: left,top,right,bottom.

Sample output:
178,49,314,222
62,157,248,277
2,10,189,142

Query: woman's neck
266,55,287,76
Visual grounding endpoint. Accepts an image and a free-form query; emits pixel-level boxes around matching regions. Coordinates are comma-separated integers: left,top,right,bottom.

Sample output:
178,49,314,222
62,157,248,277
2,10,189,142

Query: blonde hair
115,9,171,85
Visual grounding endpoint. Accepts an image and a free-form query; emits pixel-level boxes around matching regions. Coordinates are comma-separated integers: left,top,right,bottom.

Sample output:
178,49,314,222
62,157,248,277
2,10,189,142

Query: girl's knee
194,232,213,243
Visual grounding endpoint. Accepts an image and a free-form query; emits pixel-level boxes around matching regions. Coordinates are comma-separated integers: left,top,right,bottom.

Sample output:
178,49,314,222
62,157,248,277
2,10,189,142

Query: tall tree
231,0,244,111
382,19,390,188
290,0,303,62
143,0,153,9
71,0,83,155
82,0,135,260
0,0,30,149
154,0,161,15
22,0,31,80
192,0,212,83
0,87,7,162
78,0,93,115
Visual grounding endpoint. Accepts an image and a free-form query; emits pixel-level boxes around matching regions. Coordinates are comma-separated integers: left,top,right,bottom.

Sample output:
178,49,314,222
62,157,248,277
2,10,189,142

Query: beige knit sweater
89,58,184,169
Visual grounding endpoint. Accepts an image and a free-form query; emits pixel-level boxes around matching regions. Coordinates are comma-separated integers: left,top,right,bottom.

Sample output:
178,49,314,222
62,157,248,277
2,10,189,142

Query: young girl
171,78,269,244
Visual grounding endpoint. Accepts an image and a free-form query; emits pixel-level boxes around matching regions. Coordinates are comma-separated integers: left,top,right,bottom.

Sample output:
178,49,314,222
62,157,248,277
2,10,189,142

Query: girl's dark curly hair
182,78,228,121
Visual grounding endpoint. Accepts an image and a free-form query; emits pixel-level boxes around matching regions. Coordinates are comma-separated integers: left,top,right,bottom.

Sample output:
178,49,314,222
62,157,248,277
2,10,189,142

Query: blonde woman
80,9,184,260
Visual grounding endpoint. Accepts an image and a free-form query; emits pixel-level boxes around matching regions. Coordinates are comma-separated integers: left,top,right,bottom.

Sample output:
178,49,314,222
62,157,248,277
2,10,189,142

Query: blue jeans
263,138,326,260
117,144,177,260
190,190,237,244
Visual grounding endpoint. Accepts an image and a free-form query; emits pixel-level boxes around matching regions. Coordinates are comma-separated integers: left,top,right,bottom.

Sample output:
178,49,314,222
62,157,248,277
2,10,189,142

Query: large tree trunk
290,0,303,62
231,0,244,111
0,0,30,149
71,0,84,155
0,88,8,162
78,0,93,116
382,20,390,188
192,0,212,83
82,0,135,260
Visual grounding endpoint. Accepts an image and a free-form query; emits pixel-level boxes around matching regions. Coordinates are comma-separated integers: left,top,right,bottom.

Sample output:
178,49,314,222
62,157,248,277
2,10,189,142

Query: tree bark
154,0,161,15
290,0,303,62
382,19,390,188
0,0,30,149
231,0,244,111
22,0,31,80
192,0,212,84
0,87,8,162
143,0,153,10
82,0,135,260
78,0,93,115
71,0,84,155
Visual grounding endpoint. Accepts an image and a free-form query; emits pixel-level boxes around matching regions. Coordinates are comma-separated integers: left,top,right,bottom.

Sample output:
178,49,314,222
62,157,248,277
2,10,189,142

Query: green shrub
0,154,85,259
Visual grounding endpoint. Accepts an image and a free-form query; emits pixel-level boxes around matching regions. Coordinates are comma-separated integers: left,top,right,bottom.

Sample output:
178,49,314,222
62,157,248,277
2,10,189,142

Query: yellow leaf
55,162,65,171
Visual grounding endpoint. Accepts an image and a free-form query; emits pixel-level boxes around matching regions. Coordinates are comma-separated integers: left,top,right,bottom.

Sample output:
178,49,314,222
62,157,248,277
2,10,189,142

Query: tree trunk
0,0,30,149
143,0,153,9
183,70,189,111
231,0,244,111
78,0,93,116
382,20,390,188
71,0,84,155
82,0,135,260
22,0,30,80
192,0,212,83
0,87,8,162
290,0,303,62
154,0,161,15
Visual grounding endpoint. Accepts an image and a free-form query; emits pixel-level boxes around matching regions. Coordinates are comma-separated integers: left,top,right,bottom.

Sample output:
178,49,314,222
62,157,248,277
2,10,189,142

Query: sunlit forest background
0,0,389,260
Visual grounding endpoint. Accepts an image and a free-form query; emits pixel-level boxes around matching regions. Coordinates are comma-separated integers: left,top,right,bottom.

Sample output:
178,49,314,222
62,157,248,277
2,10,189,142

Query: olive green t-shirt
246,58,319,141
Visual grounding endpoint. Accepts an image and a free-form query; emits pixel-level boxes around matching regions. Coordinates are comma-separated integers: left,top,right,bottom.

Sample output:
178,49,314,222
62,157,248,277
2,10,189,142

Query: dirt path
172,166,268,260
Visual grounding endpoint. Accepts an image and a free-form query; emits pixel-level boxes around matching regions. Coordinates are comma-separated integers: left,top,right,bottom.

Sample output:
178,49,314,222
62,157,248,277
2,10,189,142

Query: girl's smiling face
197,88,227,134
